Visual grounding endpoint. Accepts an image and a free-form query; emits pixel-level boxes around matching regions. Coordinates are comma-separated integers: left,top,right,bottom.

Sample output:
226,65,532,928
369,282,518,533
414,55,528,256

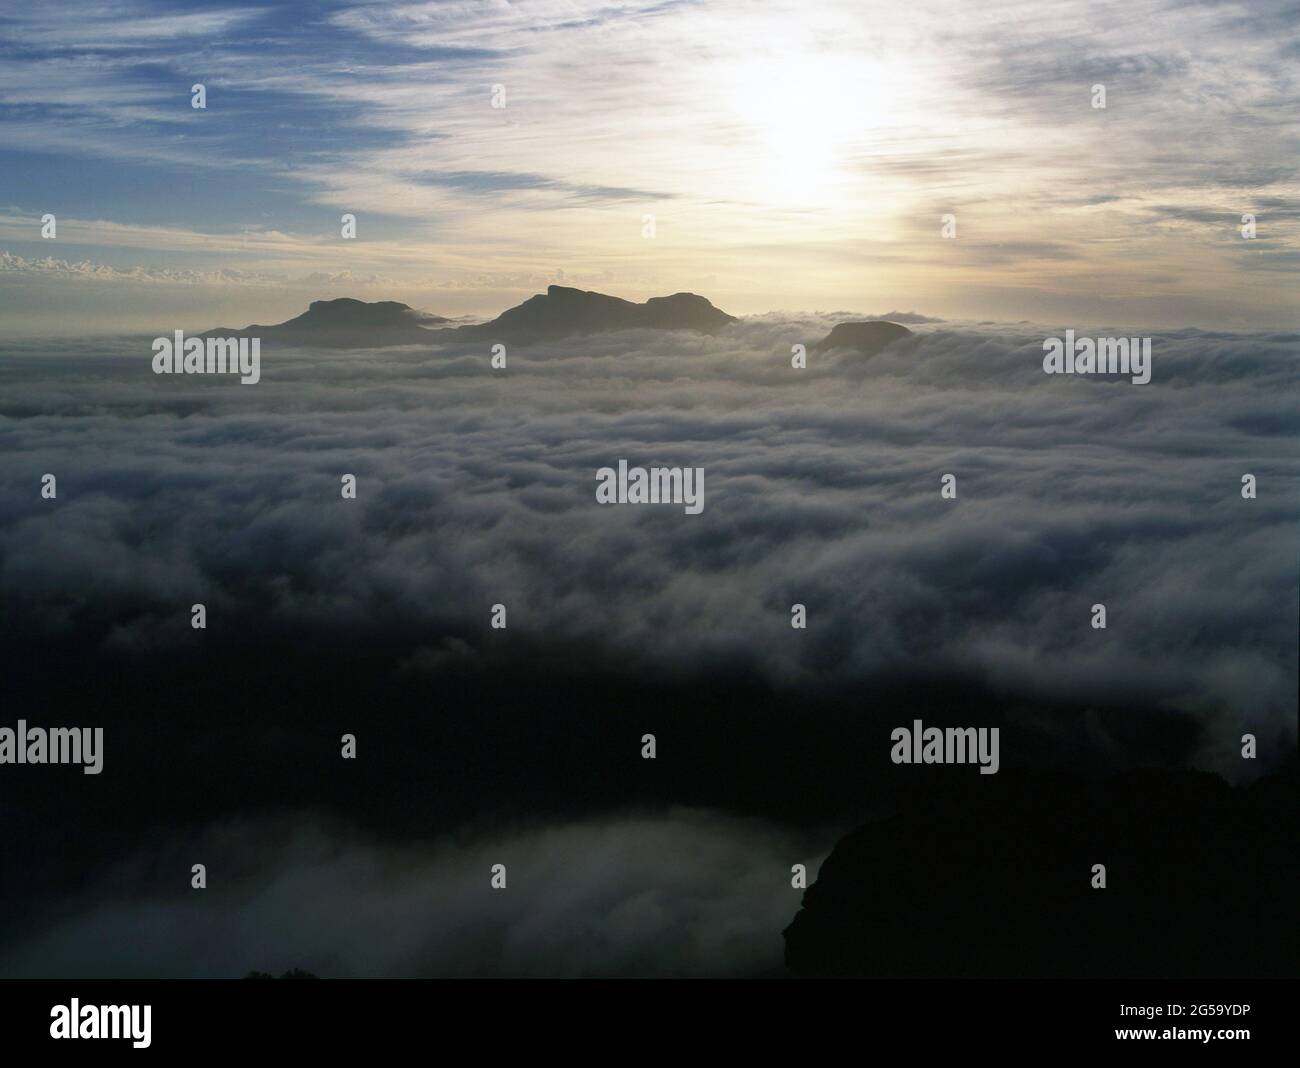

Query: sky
0,0,1296,335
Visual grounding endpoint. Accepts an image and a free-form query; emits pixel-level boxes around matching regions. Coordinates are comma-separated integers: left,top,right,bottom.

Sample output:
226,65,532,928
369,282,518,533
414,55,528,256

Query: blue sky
1,0,1296,333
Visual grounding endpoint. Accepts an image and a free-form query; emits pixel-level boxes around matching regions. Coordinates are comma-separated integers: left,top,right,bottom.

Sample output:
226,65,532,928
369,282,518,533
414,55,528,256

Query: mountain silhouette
205,287,737,347
206,298,450,348
783,761,1296,977
447,285,737,343
202,293,936,355
812,320,912,356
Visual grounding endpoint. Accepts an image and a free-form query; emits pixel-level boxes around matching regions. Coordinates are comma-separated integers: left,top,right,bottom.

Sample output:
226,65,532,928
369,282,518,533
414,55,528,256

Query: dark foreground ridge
207,297,450,347
811,319,913,355
784,761,1297,978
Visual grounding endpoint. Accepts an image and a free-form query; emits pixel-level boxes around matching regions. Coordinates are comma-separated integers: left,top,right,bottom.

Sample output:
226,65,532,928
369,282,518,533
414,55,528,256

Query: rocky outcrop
811,320,911,356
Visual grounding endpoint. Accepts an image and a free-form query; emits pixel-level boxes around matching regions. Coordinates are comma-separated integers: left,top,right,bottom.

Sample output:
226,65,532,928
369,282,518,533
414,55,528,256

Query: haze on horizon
1,0,1296,336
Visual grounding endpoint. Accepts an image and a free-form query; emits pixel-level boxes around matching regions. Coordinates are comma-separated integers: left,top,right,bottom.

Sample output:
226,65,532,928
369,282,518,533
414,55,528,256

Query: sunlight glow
723,53,909,209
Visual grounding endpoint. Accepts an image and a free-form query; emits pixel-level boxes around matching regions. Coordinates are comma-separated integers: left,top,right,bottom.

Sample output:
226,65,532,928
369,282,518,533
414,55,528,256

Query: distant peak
310,297,367,308
460,285,737,342
646,292,713,305
208,297,450,347
304,297,415,316
812,320,912,356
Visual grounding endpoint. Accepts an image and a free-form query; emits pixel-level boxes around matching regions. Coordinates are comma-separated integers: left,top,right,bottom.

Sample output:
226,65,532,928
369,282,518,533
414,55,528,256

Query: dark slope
784,761,1297,977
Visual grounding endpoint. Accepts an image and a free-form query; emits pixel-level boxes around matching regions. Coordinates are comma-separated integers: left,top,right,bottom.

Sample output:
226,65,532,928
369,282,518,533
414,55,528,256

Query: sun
723,53,900,209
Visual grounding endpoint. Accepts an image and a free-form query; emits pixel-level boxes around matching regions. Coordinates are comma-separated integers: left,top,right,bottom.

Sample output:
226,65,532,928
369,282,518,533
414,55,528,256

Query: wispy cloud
0,0,1296,325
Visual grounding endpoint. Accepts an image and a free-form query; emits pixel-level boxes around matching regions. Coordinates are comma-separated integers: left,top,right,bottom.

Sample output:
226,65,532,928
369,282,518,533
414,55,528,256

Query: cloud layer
1,318,1295,776
0,808,829,978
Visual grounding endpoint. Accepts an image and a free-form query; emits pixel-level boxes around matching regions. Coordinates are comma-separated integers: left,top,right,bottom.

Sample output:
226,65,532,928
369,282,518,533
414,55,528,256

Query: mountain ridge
205,289,920,351
205,296,450,347
450,285,737,342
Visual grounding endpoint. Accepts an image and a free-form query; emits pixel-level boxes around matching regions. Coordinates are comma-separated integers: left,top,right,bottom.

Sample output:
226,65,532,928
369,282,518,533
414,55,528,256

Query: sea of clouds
0,316,1294,976
1,316,1294,767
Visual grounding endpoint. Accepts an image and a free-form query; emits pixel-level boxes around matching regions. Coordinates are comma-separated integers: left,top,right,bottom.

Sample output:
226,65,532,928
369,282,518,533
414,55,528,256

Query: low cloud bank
0,809,830,978
0,319,1295,774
